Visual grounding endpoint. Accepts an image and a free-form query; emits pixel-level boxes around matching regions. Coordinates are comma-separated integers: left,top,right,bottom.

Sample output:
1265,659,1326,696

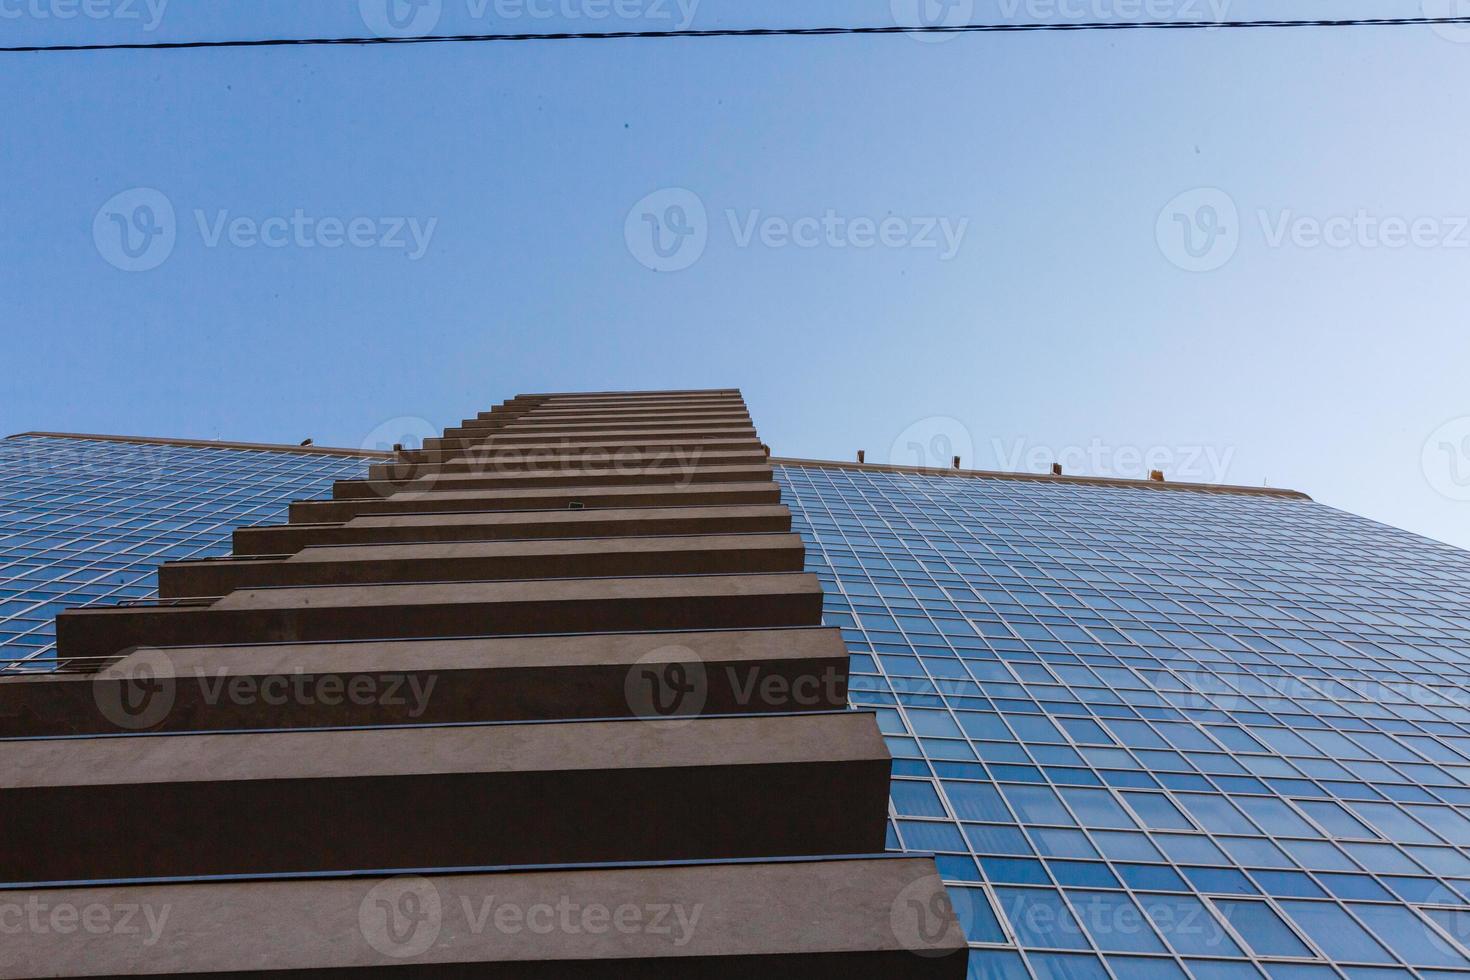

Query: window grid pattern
0,436,368,671
774,463,1470,980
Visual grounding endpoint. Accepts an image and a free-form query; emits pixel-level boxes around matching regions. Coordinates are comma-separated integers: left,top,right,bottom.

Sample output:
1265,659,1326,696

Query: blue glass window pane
1031,828,1100,859
1278,901,1394,963
1184,960,1266,980
899,820,967,852
944,781,1012,822
1107,956,1189,980
1060,788,1138,829
1212,899,1312,957
1421,908,1470,956
1181,867,1259,895
1348,904,1470,968
1124,793,1197,830
1137,893,1242,957
1318,874,1391,901
1248,870,1324,898
1049,861,1121,888
1118,865,1189,891
1157,835,1230,865
951,886,1007,943
1381,876,1447,902
966,824,1034,855
969,950,1031,980
1026,952,1110,980
1066,890,1168,952
1341,970,1414,980
893,780,948,817
1002,786,1076,826
1297,800,1378,838
995,888,1092,950
1178,795,1259,835
934,854,984,882
1262,966,1335,980
983,857,1051,884
1093,831,1164,862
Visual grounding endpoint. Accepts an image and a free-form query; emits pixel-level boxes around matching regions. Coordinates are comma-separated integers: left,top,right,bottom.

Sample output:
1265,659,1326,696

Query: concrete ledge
451,411,752,433
772,456,1314,501
56,573,825,660
462,426,759,447
394,449,765,474
433,420,755,444
288,482,782,523
0,857,966,978
403,438,765,465
0,712,892,881
346,467,782,493
516,390,744,403
0,627,849,735
157,534,807,599
234,505,792,555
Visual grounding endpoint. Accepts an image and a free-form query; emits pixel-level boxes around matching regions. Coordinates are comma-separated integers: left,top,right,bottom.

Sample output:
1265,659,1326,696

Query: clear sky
4,0,1470,548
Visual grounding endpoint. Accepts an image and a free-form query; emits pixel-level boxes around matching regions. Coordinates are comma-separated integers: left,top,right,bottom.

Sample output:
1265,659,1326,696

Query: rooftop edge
4,431,1312,500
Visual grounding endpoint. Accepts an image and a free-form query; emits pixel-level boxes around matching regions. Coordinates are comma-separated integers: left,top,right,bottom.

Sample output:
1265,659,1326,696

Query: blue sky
4,0,1470,548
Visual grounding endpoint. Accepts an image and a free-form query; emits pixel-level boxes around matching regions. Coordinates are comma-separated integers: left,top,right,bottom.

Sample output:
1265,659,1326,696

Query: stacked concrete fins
2,389,967,977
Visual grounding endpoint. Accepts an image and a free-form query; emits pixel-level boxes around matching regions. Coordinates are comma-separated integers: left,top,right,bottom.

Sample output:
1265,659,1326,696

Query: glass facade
775,462,1470,980
7,433,1470,979
0,435,369,672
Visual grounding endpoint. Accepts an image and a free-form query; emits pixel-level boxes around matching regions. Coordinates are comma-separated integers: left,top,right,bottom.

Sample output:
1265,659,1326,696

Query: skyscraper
5,393,1470,979
1,393,965,977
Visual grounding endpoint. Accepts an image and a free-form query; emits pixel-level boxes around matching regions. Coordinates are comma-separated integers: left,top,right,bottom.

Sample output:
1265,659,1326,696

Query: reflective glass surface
775,463,1470,980
0,435,368,671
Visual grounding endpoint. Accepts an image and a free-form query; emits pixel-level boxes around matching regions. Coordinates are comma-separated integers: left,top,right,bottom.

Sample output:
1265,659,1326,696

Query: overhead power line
2,16,1470,54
